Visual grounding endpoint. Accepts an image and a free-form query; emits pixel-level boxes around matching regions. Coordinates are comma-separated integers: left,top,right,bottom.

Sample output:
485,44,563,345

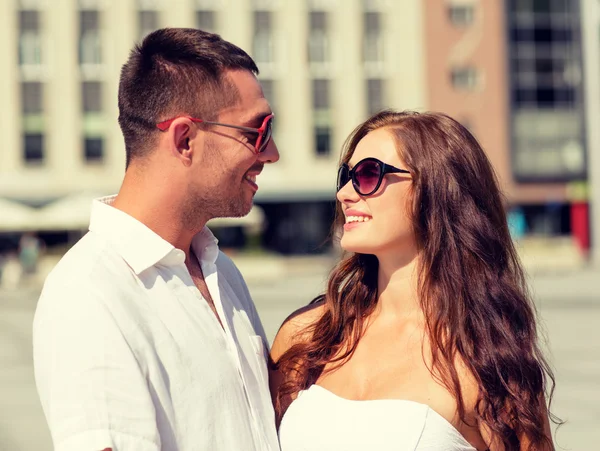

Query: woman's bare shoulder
270,298,326,362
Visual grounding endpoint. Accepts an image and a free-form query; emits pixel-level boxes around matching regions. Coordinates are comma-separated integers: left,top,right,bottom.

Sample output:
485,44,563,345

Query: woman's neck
374,249,423,321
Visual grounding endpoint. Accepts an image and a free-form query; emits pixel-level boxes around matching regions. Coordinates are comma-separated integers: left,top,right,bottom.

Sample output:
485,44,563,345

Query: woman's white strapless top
279,384,477,451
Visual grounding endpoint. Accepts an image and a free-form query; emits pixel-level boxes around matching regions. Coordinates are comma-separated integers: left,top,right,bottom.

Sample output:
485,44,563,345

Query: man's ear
169,119,197,166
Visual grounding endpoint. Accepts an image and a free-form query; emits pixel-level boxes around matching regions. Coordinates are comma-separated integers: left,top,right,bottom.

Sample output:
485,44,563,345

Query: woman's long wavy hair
275,111,558,450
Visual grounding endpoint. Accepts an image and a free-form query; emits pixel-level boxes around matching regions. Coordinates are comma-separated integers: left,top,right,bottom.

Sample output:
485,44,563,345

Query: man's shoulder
214,250,241,276
35,232,141,338
41,232,127,301
214,250,250,291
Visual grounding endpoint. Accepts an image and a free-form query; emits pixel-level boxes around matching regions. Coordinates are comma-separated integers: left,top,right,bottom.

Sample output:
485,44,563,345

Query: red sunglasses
156,113,274,154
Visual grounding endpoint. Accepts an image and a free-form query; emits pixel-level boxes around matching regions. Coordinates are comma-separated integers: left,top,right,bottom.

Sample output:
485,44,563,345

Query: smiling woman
271,110,558,451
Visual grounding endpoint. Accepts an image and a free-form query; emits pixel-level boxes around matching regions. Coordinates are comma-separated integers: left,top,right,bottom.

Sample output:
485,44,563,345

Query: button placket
208,267,272,451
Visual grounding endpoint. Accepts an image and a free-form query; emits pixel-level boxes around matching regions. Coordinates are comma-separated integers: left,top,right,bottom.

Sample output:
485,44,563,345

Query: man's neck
112,170,204,254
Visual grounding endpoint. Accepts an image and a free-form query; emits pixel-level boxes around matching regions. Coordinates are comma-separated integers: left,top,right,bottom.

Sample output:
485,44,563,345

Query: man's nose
258,139,279,163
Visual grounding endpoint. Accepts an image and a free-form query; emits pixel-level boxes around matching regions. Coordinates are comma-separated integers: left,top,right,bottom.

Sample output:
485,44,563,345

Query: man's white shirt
33,196,279,451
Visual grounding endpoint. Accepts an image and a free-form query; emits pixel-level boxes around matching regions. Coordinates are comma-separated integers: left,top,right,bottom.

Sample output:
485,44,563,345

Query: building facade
581,0,600,266
0,0,427,253
423,0,593,259
0,0,596,259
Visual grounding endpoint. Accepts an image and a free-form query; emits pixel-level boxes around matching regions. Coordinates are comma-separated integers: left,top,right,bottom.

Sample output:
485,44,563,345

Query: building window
315,126,331,156
260,79,277,138
84,137,104,162
79,10,101,65
312,79,330,109
138,10,159,41
509,0,582,110
448,4,475,27
367,79,384,115
308,11,329,63
19,10,42,66
312,79,331,156
253,11,274,63
508,0,585,181
21,81,45,164
82,81,102,113
21,82,43,114
261,79,275,109
451,67,479,90
196,10,215,32
363,11,383,64
23,133,44,163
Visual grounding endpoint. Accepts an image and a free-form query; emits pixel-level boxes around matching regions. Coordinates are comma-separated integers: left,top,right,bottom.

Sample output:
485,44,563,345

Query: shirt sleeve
33,280,160,451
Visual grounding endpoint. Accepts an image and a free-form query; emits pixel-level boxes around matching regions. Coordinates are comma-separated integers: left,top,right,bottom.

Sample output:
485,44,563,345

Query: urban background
0,0,599,450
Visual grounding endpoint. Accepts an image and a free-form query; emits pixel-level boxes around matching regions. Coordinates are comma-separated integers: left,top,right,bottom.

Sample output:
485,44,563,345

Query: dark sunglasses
156,113,274,154
337,157,410,196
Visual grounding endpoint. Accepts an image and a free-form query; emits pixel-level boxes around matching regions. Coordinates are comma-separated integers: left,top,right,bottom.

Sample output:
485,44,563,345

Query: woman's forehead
350,128,405,167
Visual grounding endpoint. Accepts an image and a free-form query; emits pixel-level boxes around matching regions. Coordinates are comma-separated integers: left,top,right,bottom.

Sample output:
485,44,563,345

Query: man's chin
222,202,253,219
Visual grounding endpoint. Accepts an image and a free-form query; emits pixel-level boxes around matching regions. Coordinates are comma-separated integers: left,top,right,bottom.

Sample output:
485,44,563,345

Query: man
33,28,280,451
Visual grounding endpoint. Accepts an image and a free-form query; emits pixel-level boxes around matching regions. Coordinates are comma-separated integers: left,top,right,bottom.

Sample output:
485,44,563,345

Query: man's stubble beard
181,142,253,230
184,181,252,226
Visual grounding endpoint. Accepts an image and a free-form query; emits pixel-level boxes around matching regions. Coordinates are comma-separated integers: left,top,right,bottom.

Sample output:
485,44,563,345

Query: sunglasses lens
258,116,273,153
354,160,382,195
337,166,349,192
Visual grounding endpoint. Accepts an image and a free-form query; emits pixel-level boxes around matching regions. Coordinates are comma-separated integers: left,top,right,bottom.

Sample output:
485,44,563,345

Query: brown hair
275,110,557,450
117,27,259,167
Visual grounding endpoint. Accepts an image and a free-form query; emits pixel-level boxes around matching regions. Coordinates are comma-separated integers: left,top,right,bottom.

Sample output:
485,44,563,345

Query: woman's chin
340,237,376,255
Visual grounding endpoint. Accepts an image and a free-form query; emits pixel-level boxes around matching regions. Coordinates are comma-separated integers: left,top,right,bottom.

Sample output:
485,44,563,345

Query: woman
270,111,557,450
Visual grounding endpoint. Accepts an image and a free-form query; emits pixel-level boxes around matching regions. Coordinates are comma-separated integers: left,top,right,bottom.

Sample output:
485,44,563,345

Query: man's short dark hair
118,28,259,167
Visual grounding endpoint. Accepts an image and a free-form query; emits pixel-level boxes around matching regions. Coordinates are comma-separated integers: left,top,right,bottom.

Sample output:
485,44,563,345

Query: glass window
509,0,583,109
196,10,215,32
315,126,331,156
138,10,159,41
448,4,475,27
21,82,43,114
82,81,102,113
84,137,104,162
508,0,585,181
253,11,274,63
451,67,479,90
260,79,277,139
364,11,380,34
312,79,330,109
362,0,383,11
308,11,329,63
261,79,275,108
19,10,42,65
363,12,383,64
79,10,102,65
367,79,384,115
532,0,551,13
23,133,44,163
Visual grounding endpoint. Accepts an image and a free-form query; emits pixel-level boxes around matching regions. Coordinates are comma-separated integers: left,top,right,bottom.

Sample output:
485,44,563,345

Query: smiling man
33,28,279,451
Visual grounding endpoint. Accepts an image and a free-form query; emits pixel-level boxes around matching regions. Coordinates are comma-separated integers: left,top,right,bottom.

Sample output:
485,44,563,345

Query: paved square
0,264,597,450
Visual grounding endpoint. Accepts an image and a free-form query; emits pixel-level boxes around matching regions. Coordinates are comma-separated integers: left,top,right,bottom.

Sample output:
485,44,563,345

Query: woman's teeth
346,216,371,223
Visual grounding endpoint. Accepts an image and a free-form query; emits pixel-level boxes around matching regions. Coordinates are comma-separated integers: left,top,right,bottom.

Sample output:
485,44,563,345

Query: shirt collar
89,195,219,274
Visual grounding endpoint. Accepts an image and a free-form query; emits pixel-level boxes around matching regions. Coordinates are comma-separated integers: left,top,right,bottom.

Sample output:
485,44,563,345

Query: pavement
2,234,597,292
0,238,598,450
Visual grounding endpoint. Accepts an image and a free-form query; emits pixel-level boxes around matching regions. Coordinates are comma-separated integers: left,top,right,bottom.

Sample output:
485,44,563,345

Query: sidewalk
516,236,600,302
515,236,589,274
2,238,597,299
